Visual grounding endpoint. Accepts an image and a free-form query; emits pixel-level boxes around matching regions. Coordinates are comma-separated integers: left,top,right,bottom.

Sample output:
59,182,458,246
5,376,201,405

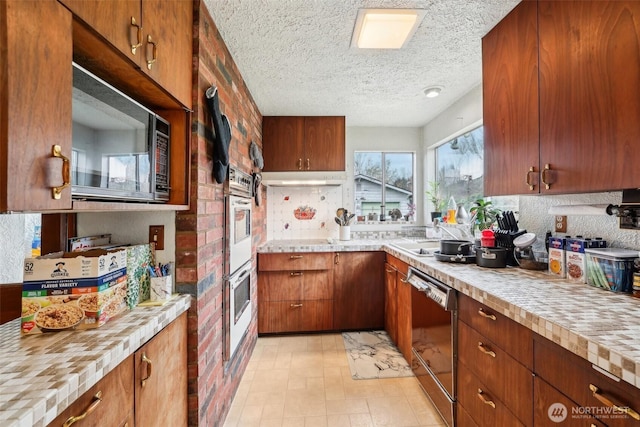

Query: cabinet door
58,0,141,63
304,116,345,171
534,377,606,427
141,0,193,107
482,0,540,196
538,1,640,193
333,252,385,330
2,0,73,211
262,117,305,171
48,357,134,427
384,263,398,343
135,312,187,427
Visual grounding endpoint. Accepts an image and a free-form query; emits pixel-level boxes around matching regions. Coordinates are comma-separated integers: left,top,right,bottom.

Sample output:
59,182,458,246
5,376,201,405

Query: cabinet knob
63,391,103,427
146,34,157,70
589,384,640,420
51,145,71,200
130,17,142,54
141,352,153,387
477,389,496,409
477,308,497,321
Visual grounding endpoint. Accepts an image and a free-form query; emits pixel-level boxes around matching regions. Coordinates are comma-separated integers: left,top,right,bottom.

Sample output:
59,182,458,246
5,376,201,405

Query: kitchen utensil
433,250,476,264
476,247,507,268
440,240,473,256
336,208,345,220
346,213,355,225
334,217,342,226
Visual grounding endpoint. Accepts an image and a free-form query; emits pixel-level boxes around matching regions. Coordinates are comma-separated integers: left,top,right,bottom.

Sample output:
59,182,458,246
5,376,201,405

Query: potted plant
469,198,501,234
425,181,446,220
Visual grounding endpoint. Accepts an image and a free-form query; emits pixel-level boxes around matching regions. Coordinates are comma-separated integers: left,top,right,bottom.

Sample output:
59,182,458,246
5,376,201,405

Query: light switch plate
149,225,165,250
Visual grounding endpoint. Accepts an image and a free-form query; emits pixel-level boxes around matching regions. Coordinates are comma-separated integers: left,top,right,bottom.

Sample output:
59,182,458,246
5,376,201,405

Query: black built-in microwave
71,63,170,202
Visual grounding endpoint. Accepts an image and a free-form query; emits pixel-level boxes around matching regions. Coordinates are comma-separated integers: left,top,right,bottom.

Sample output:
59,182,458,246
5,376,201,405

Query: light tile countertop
0,294,191,427
260,239,640,390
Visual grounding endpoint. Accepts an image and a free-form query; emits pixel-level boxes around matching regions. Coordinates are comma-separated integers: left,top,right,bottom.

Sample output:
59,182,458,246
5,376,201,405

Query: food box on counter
21,248,128,334
585,248,639,293
566,237,608,283
125,244,153,307
548,237,565,278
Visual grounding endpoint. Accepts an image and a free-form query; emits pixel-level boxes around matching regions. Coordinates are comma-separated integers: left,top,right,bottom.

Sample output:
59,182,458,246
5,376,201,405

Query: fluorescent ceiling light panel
351,9,425,49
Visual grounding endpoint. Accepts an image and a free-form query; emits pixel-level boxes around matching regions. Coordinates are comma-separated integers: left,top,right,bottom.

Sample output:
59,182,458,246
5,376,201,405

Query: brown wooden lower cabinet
48,357,134,427
47,313,187,427
333,251,385,330
396,269,412,361
135,312,188,427
457,362,525,427
457,403,479,427
258,300,333,333
534,376,606,427
534,335,640,427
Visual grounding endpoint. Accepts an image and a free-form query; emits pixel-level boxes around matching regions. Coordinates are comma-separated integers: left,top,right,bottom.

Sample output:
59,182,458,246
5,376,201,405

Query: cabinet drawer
534,376,606,427
386,254,409,276
458,321,533,425
48,357,134,427
258,300,333,333
457,404,479,427
534,335,640,426
258,252,334,271
458,294,532,368
457,362,525,427
259,270,332,301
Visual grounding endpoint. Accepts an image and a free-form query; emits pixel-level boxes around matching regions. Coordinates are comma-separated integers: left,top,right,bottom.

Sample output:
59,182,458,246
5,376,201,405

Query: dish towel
205,86,231,184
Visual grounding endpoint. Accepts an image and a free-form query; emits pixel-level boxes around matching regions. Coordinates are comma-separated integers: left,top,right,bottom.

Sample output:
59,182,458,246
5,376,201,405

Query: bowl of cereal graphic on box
78,293,101,318
35,304,84,332
21,299,42,322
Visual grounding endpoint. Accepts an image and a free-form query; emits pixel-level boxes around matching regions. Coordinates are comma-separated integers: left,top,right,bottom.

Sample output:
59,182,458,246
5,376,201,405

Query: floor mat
342,330,414,380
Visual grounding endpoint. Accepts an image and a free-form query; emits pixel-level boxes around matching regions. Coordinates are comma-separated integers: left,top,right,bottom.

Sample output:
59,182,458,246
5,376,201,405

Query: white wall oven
224,166,253,359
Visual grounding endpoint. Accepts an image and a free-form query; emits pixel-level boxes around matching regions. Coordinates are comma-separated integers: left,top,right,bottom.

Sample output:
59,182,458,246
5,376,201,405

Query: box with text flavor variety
548,237,565,278
21,248,128,334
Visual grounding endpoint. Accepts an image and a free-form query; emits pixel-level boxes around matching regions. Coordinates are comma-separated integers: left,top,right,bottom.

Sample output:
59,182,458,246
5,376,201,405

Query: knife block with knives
495,211,526,266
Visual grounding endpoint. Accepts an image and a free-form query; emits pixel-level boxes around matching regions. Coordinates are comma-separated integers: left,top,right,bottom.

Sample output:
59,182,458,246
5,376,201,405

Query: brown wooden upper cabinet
262,116,345,172
483,1,640,196
0,0,73,211
58,0,193,108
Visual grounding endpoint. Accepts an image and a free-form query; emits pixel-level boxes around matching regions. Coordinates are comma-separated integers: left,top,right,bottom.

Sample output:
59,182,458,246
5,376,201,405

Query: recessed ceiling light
423,86,442,98
351,9,426,49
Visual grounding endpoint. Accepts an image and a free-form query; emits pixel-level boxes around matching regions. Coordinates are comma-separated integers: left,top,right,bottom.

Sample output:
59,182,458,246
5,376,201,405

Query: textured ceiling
203,0,520,127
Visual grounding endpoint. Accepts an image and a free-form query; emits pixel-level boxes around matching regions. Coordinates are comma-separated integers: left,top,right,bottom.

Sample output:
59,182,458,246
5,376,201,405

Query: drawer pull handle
541,163,553,190
290,272,303,276
478,308,496,321
146,34,157,70
141,352,153,387
589,384,640,420
51,145,71,200
385,268,395,273
477,342,496,358
335,253,340,265
525,166,536,191
290,255,304,259
305,159,310,170
290,303,303,308
63,391,103,426
297,159,302,170
130,16,142,54
477,389,496,409
400,277,408,283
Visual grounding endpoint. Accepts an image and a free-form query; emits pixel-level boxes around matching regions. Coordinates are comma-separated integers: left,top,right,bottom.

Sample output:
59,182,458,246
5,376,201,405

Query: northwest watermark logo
548,403,568,423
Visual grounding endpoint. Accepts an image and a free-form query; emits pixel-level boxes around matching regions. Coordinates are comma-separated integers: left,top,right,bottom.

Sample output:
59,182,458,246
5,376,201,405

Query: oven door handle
233,199,251,205
233,268,250,284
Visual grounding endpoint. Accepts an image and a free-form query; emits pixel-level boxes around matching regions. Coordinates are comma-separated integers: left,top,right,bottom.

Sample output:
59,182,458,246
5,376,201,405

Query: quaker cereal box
565,238,586,283
548,237,565,278
21,249,128,334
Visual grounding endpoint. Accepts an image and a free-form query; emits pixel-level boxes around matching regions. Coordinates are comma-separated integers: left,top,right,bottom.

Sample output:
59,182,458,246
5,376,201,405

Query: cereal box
548,237,565,278
21,249,128,334
565,238,586,283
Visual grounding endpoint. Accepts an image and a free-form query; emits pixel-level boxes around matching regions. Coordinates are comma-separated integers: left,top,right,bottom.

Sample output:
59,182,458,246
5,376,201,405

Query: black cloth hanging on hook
205,86,231,184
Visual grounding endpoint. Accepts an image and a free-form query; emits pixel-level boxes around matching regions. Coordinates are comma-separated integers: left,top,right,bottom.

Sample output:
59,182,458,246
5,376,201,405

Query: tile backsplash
267,186,343,240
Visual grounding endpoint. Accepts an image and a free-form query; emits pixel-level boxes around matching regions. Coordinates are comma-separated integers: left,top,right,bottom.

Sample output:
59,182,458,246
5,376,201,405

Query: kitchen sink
387,240,441,257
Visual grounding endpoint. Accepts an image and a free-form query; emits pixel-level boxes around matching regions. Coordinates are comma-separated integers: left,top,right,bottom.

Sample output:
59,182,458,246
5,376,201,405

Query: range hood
260,171,347,186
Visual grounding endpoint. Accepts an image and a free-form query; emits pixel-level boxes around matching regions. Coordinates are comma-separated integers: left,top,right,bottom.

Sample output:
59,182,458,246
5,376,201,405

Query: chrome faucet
430,218,474,241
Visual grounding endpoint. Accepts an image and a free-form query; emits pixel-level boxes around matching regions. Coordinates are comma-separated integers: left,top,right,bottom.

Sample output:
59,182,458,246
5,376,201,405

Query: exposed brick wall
176,2,266,425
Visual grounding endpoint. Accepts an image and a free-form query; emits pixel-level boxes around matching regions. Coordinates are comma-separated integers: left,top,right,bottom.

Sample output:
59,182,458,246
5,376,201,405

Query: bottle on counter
447,196,457,224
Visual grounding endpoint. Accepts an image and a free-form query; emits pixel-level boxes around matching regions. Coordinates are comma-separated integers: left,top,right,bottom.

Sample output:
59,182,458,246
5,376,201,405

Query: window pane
435,126,484,208
354,152,383,217
384,153,414,220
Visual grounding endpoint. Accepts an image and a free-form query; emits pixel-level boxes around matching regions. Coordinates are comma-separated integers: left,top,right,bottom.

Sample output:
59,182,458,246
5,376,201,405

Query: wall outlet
554,216,567,233
149,225,165,250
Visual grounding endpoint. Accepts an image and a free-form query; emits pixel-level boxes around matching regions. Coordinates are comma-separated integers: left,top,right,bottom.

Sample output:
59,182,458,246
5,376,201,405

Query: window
354,152,415,221
106,153,150,192
435,126,484,208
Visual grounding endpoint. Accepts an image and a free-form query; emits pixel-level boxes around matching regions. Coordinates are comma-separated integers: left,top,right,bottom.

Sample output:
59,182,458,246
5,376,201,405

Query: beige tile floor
223,334,447,427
